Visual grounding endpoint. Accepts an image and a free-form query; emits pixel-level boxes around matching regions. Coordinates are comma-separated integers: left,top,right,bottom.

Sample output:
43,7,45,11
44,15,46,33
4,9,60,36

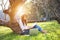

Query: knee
34,25,40,28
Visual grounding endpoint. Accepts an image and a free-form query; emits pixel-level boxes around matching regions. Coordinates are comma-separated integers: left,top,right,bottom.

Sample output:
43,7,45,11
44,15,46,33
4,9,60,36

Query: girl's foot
41,30,47,34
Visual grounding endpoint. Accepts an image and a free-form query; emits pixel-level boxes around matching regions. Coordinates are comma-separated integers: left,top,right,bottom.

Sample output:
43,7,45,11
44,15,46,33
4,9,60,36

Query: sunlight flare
15,0,31,18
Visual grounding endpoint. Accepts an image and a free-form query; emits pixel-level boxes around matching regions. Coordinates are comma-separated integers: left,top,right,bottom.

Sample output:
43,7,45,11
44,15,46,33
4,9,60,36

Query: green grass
0,21,60,40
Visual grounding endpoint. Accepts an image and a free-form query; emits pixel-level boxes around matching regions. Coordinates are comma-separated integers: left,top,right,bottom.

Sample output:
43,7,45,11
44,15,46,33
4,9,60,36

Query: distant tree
34,0,60,23
41,0,60,23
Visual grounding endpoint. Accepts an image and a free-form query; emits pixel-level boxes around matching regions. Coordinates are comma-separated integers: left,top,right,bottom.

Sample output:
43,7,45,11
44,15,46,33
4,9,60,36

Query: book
32,22,37,27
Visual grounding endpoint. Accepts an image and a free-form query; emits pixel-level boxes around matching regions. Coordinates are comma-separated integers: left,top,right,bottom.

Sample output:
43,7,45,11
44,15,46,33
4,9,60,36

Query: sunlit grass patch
0,21,60,40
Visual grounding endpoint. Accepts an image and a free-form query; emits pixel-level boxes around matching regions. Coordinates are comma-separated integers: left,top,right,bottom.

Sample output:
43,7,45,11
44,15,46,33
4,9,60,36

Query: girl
16,14,46,35
20,14,46,34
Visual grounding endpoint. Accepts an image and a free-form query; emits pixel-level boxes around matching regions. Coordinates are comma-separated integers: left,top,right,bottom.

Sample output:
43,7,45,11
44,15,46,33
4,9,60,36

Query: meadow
0,21,60,40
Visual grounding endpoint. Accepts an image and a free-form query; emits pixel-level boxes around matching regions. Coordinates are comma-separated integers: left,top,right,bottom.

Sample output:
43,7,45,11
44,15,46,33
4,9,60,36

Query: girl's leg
33,25,42,32
33,25,46,33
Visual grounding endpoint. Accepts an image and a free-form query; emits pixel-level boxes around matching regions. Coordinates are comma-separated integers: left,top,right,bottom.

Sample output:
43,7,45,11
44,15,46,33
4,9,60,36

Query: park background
0,0,60,40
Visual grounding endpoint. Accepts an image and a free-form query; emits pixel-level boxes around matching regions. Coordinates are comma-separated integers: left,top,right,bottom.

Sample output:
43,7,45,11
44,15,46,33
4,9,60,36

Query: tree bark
0,0,26,34
0,20,22,34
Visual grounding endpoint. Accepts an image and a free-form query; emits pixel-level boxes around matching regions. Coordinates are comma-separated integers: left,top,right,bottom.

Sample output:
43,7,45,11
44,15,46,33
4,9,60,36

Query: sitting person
16,14,46,35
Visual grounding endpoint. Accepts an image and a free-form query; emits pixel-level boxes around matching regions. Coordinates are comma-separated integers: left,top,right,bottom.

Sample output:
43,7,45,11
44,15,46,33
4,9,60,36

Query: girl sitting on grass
16,14,47,35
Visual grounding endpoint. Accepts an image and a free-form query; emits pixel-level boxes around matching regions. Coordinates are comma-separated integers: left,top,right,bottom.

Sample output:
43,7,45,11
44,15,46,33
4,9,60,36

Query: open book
32,22,37,27
27,22,37,29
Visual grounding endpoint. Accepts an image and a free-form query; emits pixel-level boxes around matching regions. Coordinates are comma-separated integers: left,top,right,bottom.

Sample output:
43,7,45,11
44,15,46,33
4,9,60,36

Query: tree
29,0,60,23
40,0,60,23
0,0,25,34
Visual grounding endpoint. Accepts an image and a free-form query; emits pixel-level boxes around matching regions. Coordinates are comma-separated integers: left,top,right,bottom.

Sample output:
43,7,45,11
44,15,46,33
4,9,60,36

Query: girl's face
21,14,27,25
22,14,27,20
24,15,27,20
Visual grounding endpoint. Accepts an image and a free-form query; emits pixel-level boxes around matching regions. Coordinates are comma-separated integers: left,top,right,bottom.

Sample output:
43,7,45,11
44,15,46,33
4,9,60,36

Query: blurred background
0,0,60,23
0,0,60,40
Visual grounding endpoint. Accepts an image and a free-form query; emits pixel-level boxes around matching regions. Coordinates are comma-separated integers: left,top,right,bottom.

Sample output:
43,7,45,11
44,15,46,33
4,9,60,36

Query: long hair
21,14,27,25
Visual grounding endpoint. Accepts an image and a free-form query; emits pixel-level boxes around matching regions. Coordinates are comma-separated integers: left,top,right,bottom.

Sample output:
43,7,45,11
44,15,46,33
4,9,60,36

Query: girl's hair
21,14,27,25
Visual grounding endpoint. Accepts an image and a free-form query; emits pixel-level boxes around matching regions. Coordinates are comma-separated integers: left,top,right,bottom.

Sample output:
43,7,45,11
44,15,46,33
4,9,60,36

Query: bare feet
41,30,47,34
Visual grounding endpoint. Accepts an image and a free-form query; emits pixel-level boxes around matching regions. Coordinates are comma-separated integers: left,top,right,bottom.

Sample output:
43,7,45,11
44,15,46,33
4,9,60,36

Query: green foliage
0,21,60,40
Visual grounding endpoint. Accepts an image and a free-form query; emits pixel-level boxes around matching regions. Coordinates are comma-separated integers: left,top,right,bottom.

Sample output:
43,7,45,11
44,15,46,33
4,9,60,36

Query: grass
0,21,60,40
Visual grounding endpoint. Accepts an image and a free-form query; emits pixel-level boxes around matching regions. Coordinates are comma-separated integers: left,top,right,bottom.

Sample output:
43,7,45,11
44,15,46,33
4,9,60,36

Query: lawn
0,21,60,40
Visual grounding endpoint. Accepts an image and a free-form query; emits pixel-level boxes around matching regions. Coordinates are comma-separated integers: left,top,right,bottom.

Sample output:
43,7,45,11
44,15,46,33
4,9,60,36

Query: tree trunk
0,20,22,34
1,0,26,34
56,18,60,24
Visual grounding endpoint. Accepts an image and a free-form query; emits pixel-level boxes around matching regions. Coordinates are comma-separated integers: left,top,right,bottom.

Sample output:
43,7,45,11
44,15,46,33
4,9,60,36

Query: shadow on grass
0,32,19,40
0,32,38,40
